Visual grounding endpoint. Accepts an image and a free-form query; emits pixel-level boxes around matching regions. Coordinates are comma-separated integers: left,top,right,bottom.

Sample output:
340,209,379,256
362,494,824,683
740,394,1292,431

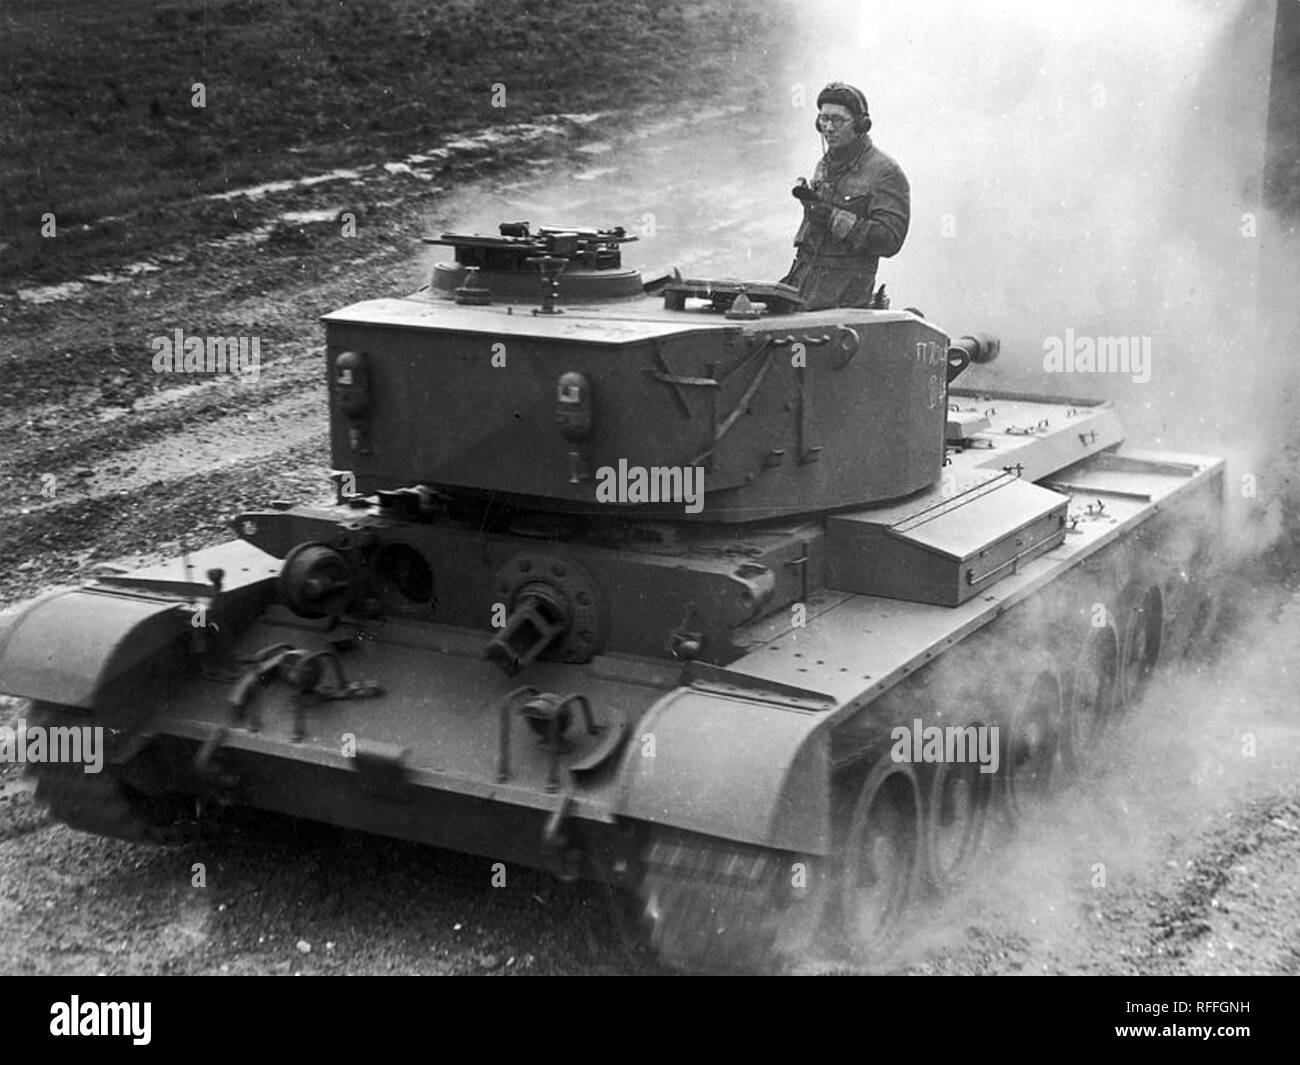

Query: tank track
639,829,789,972
29,760,189,845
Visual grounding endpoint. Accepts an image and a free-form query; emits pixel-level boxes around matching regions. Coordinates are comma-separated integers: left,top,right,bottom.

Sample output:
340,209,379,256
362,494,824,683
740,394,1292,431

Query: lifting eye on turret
333,350,372,453
555,372,594,484
555,372,592,439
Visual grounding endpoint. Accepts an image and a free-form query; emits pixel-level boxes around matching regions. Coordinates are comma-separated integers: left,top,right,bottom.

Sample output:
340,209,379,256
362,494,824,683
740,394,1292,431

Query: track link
639,829,788,972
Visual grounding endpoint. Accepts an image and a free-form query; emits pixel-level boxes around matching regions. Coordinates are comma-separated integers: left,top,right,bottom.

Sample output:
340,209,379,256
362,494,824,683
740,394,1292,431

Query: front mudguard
616,686,832,856
0,589,187,728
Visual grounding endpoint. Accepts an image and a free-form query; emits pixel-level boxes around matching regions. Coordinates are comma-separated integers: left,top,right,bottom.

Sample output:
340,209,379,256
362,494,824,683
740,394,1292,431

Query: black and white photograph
0,0,1297,1011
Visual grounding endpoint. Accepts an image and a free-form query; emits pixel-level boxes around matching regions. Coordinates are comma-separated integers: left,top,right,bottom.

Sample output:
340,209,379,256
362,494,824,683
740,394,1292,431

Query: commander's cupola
425,222,644,304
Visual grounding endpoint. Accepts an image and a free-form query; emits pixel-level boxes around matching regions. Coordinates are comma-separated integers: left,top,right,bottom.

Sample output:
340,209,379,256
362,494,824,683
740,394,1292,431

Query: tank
0,220,1225,972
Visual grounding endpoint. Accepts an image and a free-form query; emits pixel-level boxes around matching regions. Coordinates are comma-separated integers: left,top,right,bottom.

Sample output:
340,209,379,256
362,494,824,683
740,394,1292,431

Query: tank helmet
816,81,872,133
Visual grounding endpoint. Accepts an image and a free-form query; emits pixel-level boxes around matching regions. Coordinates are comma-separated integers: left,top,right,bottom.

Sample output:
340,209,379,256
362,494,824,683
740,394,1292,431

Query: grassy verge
0,0,783,283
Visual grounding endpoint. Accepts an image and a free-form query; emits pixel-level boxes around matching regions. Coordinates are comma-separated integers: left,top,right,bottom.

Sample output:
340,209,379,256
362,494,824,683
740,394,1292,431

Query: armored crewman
782,81,911,310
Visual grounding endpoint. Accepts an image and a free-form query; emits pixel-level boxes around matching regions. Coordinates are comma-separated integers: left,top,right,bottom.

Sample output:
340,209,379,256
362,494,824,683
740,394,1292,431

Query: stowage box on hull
825,469,1069,606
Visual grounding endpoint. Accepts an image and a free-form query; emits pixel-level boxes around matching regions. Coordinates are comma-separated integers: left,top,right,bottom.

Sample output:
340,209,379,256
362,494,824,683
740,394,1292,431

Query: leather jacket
794,133,910,261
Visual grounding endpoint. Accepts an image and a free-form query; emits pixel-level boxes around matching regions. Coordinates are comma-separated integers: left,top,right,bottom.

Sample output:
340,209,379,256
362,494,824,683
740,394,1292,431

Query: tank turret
321,221,983,524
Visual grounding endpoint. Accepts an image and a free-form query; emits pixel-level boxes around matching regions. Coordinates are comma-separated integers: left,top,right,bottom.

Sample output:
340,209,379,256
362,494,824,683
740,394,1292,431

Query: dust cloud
780,0,1296,544
769,0,1300,970
879,590,1300,975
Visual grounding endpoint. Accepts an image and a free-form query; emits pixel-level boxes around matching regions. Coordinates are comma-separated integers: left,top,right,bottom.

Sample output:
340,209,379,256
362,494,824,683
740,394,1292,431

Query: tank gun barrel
946,332,1000,384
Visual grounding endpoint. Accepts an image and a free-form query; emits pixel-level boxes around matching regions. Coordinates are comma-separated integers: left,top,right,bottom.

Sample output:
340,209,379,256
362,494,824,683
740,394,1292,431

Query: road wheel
1065,620,1120,768
924,755,992,894
1120,584,1164,711
838,760,922,960
1003,670,1063,820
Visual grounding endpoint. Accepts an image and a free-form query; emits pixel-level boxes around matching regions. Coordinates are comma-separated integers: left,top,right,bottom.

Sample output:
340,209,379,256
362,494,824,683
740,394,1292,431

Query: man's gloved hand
792,180,825,219
793,181,860,240
829,207,857,242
